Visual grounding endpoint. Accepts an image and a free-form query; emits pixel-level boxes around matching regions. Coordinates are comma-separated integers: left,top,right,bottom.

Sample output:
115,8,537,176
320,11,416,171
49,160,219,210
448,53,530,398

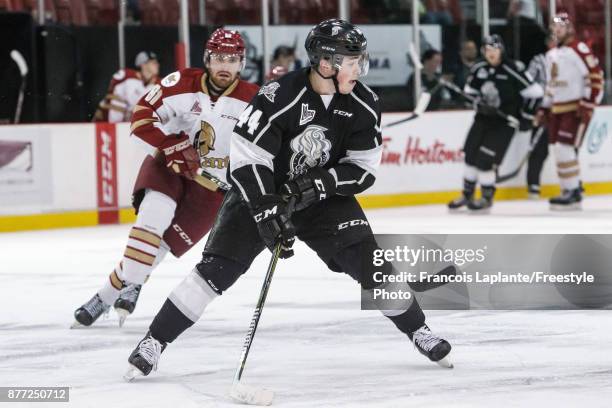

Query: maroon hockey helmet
204,28,246,70
552,12,572,27
206,28,245,56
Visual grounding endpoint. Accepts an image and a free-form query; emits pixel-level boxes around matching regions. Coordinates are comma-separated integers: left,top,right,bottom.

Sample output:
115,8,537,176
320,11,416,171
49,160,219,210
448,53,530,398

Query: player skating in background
448,34,543,212
73,29,258,327
524,34,556,199
93,51,160,123
124,18,453,380
536,12,603,210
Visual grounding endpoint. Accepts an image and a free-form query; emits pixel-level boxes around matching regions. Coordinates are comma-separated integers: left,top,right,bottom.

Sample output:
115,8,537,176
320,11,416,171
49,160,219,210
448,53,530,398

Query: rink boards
1,107,612,232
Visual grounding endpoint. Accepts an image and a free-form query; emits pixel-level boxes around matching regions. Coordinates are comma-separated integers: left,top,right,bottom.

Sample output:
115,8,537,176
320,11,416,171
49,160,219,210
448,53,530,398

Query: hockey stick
229,198,296,406
194,169,231,191
438,78,519,128
10,50,28,124
382,92,432,128
496,126,545,183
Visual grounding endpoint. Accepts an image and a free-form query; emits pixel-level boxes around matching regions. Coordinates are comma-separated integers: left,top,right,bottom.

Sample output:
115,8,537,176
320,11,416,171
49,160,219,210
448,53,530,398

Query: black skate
114,284,142,327
468,185,495,213
72,294,110,328
124,331,167,381
408,324,453,368
448,195,471,211
550,188,582,211
448,179,476,212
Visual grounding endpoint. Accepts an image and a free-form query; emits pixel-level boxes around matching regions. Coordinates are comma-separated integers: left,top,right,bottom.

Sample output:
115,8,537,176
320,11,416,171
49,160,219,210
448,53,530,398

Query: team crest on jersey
299,103,316,125
258,82,280,102
477,68,488,79
288,125,331,179
481,81,501,108
551,62,559,80
161,71,181,87
194,121,216,158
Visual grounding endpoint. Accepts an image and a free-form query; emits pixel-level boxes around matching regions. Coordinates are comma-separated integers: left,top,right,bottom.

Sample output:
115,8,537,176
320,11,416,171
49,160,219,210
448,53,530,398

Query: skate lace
138,337,162,371
412,326,441,352
83,295,109,318
120,284,141,303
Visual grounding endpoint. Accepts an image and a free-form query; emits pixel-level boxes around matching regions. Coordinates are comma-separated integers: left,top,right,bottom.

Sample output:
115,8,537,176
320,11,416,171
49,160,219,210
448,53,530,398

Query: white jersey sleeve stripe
230,133,275,172
338,145,383,176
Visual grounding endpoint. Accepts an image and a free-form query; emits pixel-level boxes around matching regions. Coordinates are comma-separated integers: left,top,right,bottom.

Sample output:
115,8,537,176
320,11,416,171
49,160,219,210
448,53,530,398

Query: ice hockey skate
550,188,582,211
408,324,453,369
124,331,167,381
114,283,142,327
72,294,110,328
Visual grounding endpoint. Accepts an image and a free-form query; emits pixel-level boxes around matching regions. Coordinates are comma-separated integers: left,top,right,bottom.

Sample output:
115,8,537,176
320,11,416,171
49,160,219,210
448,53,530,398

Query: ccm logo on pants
338,219,369,230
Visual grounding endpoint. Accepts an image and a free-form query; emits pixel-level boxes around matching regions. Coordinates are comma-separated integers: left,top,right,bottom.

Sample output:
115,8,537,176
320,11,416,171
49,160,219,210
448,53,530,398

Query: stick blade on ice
229,382,274,406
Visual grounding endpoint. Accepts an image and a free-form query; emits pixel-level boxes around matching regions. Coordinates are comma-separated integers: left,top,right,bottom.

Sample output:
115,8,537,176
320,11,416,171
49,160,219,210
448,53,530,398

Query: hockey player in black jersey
448,35,543,212
125,19,452,380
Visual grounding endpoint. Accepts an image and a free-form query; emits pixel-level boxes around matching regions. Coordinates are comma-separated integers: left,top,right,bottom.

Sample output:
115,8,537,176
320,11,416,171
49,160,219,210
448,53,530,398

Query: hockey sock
382,299,426,335
150,269,219,343
97,191,175,305
554,143,580,190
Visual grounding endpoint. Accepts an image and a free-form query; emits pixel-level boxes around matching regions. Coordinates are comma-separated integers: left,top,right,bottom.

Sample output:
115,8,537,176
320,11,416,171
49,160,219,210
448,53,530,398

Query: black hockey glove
280,167,337,212
251,195,296,259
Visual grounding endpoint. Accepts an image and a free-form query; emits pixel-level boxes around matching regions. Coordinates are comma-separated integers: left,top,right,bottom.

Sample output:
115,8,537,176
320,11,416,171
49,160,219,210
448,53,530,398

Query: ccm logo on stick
338,219,369,230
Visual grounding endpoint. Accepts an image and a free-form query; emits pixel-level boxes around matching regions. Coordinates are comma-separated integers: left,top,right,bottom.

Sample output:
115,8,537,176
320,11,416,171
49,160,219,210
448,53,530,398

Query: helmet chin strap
314,65,340,93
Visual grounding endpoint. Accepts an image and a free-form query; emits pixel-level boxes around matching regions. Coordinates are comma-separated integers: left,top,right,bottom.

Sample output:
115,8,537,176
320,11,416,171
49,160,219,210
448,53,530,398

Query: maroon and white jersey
543,40,604,113
94,68,160,123
130,68,259,185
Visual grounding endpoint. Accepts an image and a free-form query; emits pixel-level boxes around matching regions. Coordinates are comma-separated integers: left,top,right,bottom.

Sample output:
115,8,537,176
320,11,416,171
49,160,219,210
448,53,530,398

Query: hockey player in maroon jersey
73,29,259,327
536,12,604,210
93,51,161,123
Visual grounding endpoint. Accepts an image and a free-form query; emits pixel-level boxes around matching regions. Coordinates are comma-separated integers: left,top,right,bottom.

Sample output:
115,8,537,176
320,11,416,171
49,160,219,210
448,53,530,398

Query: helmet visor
332,51,369,77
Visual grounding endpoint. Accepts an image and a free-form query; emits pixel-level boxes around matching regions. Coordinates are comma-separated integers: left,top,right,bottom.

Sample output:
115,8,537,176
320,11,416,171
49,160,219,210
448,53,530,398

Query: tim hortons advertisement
370,111,471,195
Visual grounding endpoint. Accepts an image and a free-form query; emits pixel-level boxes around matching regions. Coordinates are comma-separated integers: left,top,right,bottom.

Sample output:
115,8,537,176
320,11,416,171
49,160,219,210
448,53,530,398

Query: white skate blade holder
123,365,145,382
436,356,454,369
116,309,129,327
229,381,274,406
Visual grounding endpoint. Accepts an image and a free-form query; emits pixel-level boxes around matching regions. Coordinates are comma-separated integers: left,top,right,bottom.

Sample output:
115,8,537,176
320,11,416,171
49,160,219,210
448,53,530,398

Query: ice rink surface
2,196,612,407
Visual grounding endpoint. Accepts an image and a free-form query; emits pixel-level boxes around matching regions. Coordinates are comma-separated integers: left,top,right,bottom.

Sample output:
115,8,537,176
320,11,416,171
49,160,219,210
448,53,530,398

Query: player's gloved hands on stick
280,167,336,211
160,132,200,180
577,100,595,124
252,195,296,259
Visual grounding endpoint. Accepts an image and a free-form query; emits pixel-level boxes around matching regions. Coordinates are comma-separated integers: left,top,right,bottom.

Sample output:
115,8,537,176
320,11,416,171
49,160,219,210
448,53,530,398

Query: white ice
2,196,612,407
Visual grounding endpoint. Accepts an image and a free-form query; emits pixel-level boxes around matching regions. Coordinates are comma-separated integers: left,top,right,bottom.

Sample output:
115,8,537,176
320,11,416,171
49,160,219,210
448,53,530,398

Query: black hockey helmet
482,34,505,54
305,19,369,78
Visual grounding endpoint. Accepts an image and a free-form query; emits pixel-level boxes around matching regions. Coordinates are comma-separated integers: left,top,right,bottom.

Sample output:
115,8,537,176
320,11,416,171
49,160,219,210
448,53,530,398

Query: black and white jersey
229,68,382,204
465,58,543,120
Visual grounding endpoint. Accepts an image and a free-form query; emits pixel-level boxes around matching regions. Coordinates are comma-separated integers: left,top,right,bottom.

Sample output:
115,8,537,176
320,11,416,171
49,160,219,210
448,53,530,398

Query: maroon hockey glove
252,195,296,259
159,132,200,180
280,167,336,212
